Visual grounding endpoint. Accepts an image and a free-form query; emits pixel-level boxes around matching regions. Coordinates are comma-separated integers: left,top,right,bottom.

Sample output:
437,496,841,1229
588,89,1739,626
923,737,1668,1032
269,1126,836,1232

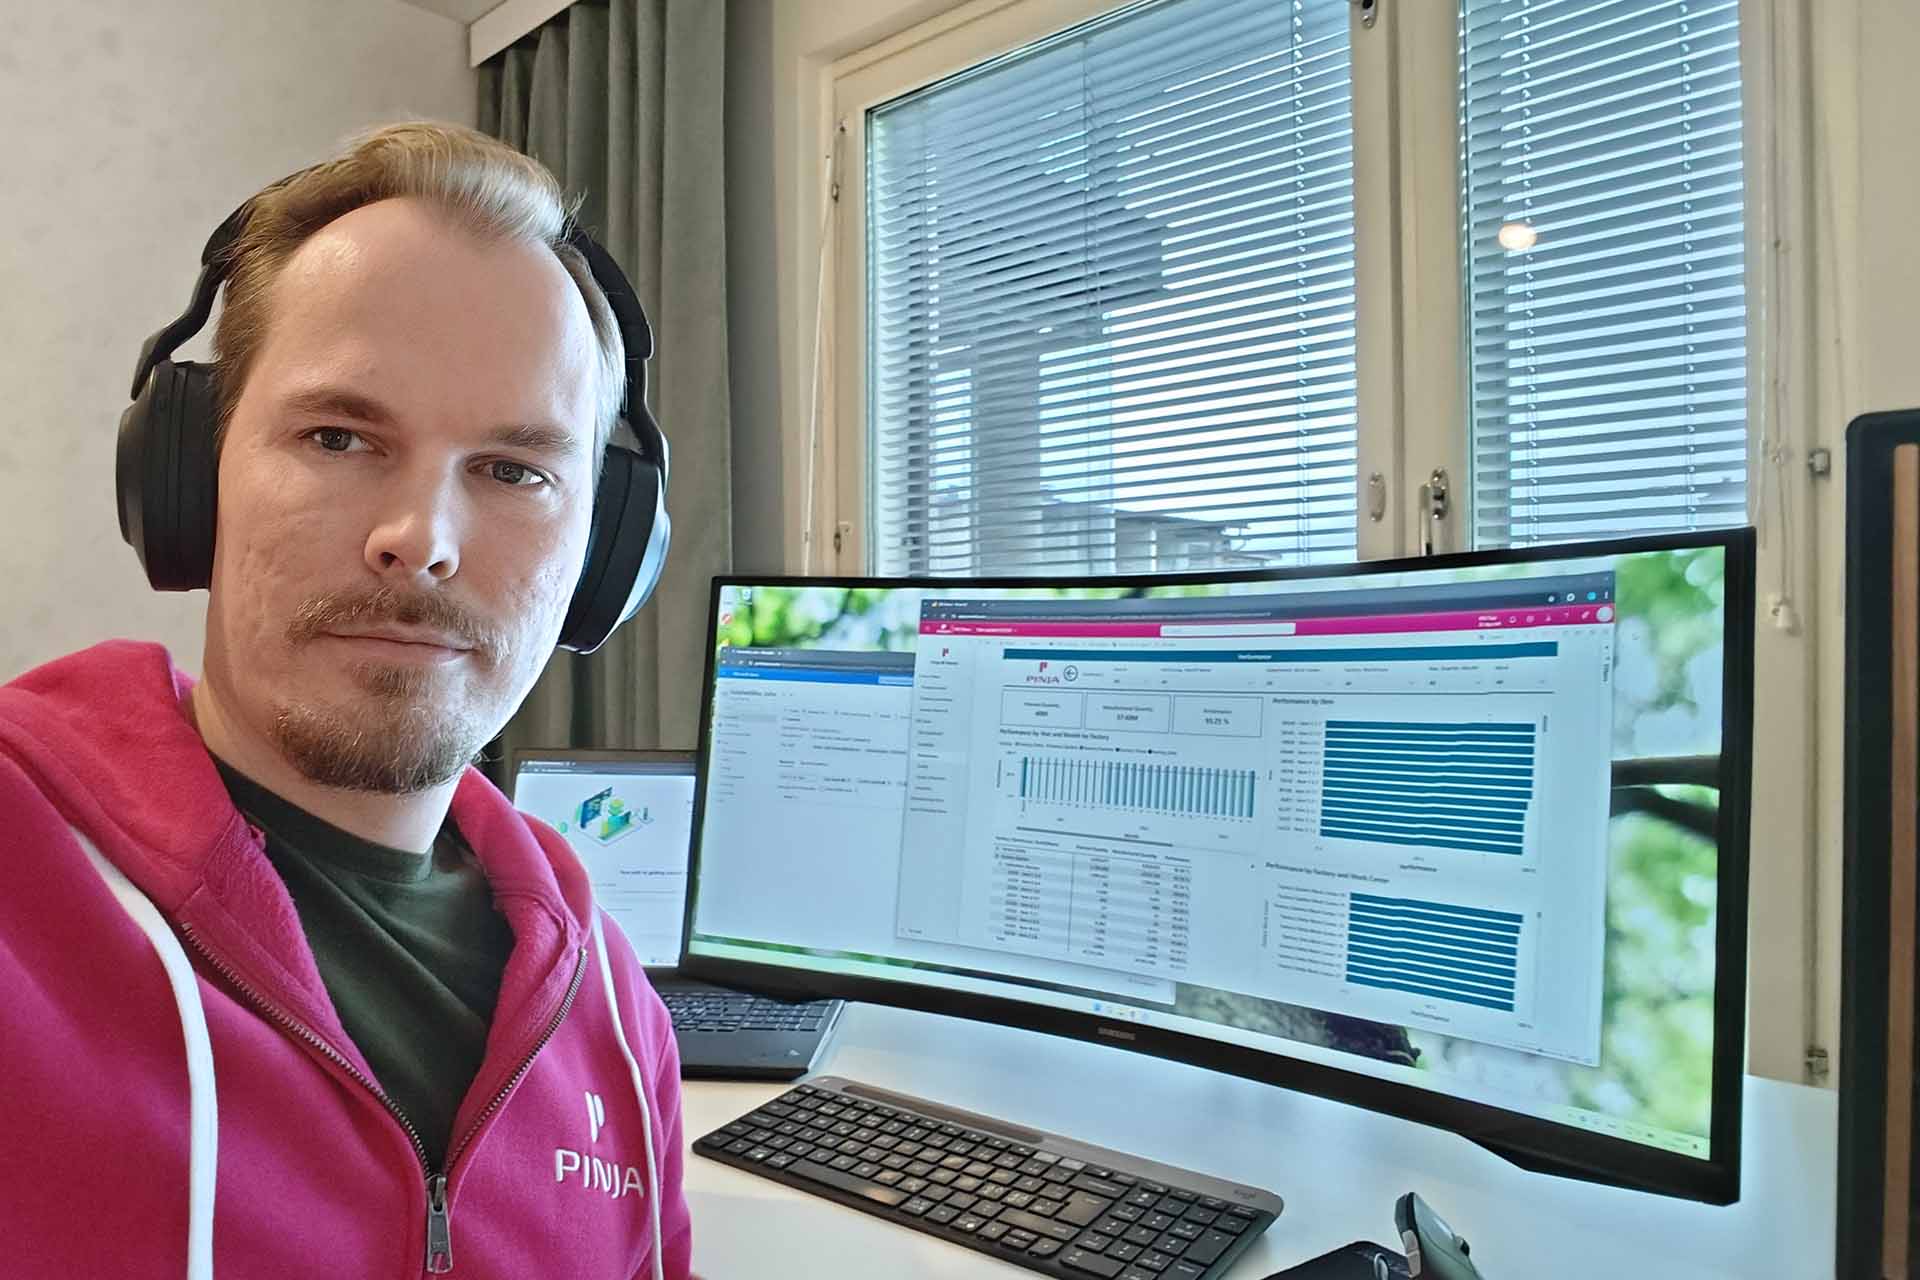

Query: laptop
509,748,842,1079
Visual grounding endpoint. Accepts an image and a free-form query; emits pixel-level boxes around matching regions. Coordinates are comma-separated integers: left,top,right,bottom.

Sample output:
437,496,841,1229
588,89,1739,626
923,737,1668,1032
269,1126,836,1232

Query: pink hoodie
0,641,694,1278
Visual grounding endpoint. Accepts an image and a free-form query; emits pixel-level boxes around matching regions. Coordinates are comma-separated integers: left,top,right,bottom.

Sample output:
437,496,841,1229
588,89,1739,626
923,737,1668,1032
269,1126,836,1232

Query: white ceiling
397,0,500,24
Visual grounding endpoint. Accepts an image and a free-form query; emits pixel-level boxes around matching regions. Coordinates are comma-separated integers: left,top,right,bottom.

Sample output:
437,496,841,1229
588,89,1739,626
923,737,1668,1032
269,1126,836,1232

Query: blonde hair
211,120,624,454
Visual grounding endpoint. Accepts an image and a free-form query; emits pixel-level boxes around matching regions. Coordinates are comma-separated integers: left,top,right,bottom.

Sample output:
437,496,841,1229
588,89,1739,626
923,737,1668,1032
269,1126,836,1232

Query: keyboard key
1029,1239,1064,1259
1169,1220,1205,1241
996,1209,1080,1242
953,1214,987,1234
1015,1176,1049,1194
1002,1230,1039,1250
1093,1217,1132,1236
1218,1213,1255,1235
1180,1229,1237,1267
901,1197,934,1217
1143,1212,1175,1231
1123,1226,1160,1248
1059,1192,1113,1227
1168,1264,1206,1279
926,1205,960,1225
787,1160,908,1208
1079,1233,1115,1252
978,1222,1010,1242
1121,1270,1157,1280
1139,1250,1176,1271
947,1193,978,1214
1108,1243,1142,1263
1060,1246,1125,1277
1073,1174,1128,1199
1030,1197,1066,1217
1126,1189,1161,1209
1181,1206,1217,1226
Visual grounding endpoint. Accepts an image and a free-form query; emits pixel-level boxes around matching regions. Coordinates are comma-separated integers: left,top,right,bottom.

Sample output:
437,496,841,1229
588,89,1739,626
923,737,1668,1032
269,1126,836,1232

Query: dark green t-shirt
216,762,516,1170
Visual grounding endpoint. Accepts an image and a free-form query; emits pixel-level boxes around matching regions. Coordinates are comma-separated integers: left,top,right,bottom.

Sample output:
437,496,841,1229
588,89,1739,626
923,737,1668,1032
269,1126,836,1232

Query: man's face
203,196,602,794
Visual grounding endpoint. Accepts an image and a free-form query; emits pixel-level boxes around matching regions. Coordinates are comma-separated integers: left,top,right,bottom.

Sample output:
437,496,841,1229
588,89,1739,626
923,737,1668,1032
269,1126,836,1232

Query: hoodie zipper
178,922,589,1275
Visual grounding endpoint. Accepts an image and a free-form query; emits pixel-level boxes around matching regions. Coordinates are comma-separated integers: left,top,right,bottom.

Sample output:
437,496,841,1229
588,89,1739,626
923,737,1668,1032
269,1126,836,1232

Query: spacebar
788,1159,910,1207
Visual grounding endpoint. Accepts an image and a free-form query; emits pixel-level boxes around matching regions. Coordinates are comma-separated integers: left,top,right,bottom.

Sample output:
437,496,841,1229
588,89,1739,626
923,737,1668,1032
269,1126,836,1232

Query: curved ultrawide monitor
683,530,1753,1203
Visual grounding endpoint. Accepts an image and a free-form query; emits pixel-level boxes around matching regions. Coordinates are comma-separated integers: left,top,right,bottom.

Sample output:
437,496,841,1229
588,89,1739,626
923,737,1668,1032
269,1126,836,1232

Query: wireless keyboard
693,1076,1283,1279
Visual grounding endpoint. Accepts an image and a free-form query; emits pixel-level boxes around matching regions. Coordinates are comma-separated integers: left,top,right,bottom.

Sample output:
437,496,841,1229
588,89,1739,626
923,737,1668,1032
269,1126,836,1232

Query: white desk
681,1003,1837,1278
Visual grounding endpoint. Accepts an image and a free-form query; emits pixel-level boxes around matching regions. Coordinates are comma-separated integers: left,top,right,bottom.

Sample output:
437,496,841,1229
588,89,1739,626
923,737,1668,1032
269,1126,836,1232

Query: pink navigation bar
919,603,1614,639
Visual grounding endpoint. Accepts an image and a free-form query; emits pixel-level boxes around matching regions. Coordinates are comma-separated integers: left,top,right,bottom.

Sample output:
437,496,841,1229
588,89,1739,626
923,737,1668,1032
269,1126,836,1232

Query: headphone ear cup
558,443,671,654
117,360,219,591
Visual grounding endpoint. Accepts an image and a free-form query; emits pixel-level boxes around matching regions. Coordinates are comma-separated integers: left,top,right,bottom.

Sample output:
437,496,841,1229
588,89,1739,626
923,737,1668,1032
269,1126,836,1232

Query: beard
269,585,511,795
270,664,493,794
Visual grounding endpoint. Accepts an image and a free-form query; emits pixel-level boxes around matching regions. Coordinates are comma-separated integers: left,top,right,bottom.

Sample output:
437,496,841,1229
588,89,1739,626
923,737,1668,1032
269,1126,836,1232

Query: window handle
1418,468,1450,557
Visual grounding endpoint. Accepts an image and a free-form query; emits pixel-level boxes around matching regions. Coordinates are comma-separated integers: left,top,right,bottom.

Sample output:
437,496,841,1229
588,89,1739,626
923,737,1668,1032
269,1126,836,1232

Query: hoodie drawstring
591,907,666,1280
75,828,219,1280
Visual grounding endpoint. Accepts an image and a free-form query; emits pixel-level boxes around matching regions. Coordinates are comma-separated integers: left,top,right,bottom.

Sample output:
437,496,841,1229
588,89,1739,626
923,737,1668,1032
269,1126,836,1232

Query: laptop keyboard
662,991,833,1034
693,1077,1280,1279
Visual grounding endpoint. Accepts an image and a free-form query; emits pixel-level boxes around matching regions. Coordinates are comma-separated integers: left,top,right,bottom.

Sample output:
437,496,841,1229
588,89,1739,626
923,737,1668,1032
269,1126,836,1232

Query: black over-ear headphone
116,184,671,654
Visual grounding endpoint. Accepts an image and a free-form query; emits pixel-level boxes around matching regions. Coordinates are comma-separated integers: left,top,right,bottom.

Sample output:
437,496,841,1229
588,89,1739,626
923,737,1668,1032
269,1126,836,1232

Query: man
0,123,693,1278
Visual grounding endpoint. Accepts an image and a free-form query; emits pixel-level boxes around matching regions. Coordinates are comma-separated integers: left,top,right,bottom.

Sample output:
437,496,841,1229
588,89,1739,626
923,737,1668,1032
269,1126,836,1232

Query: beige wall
1809,0,1920,1078
0,0,475,681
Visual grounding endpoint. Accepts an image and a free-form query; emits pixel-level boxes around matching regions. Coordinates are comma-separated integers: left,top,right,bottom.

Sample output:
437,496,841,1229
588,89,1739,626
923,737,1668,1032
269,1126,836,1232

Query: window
863,0,1359,576
1462,0,1747,546
832,0,1749,567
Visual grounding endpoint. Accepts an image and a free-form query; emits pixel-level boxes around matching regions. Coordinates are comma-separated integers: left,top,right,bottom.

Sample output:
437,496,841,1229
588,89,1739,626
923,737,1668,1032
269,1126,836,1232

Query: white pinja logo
557,1089,644,1200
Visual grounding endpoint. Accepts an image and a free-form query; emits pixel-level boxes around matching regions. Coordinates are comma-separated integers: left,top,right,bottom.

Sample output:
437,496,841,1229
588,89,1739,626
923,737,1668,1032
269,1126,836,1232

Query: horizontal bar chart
1343,892,1522,1012
1017,755,1255,818
1318,719,1536,855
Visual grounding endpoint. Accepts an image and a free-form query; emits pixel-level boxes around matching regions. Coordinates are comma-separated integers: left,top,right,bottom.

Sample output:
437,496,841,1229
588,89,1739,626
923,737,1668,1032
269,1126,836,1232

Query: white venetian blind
1462,0,1748,546
866,0,1357,576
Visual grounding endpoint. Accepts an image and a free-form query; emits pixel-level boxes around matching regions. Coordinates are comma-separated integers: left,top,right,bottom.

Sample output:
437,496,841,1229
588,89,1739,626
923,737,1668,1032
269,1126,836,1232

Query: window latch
1351,0,1379,29
1419,468,1450,557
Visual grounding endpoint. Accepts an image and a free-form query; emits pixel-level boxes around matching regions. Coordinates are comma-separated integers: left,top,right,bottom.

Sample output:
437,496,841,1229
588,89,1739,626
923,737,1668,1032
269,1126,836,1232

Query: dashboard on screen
684,533,1751,1200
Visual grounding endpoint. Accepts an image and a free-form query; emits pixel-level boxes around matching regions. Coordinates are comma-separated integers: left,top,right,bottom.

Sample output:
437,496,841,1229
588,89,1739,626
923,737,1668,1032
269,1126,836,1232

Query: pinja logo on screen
1025,661,1064,685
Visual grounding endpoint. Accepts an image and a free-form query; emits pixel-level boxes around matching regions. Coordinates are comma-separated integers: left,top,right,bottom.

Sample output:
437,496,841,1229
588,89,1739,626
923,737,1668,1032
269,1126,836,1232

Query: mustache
286,585,503,661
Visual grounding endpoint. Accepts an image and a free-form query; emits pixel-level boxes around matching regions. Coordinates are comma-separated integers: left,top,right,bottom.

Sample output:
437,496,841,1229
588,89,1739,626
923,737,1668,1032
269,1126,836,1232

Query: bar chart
1014,754,1256,819
1318,719,1536,855
1343,892,1522,1012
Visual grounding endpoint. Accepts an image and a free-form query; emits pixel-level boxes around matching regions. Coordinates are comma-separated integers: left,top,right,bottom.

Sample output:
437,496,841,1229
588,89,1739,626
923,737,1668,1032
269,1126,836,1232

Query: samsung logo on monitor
1097,1026,1136,1042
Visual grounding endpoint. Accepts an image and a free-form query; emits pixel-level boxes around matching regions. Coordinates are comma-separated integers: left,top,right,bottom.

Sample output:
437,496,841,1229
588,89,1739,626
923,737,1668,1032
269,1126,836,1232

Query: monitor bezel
680,528,1754,1204
505,747,697,804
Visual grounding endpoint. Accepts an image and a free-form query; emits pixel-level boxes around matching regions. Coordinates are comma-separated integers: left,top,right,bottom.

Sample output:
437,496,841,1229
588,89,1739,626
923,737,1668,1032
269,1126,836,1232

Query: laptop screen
510,753,697,967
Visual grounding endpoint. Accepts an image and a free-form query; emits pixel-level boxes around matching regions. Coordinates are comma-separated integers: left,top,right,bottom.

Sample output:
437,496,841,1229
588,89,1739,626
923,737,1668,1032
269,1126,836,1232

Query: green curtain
479,0,731,769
